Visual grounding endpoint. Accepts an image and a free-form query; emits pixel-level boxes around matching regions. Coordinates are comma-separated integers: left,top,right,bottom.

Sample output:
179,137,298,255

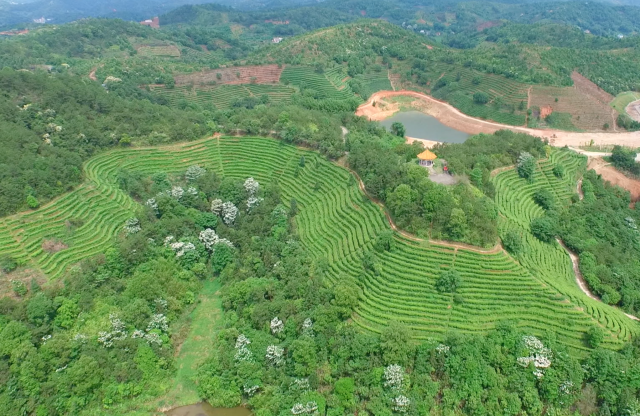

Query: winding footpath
343,164,502,254
558,238,640,322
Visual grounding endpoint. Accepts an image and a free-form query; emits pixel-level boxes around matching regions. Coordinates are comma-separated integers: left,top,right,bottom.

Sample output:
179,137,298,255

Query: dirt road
357,90,640,149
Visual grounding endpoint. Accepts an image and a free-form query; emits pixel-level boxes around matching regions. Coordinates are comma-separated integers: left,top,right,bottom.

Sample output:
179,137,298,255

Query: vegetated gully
356,91,640,321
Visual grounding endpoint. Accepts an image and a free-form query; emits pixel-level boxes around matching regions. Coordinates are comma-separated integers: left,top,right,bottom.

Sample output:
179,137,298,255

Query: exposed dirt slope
587,157,640,201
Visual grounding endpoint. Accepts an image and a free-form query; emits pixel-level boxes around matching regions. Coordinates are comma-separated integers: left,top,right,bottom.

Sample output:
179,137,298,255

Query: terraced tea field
149,84,295,108
136,45,181,58
492,149,638,350
280,66,359,101
420,64,529,125
0,139,635,353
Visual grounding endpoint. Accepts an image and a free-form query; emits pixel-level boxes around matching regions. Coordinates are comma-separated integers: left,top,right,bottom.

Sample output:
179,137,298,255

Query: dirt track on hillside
357,90,640,148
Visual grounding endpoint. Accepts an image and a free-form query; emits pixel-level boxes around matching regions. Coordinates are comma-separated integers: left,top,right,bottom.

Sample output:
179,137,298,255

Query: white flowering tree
97,314,128,348
146,198,159,214
392,395,411,413
517,152,536,182
270,317,284,335
199,228,220,251
302,318,314,337
123,218,141,235
384,364,405,390
146,314,169,332
222,201,239,225
185,165,207,181
517,335,552,378
247,196,263,212
243,384,260,397
244,177,260,195
265,345,285,365
291,402,318,415
235,334,253,362
171,186,185,200
165,237,196,258
211,199,223,215
104,76,122,83
199,228,234,252
436,344,450,354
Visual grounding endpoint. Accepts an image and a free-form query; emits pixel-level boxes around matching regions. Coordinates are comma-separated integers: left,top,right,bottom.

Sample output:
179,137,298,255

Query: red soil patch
174,64,284,86
540,105,553,119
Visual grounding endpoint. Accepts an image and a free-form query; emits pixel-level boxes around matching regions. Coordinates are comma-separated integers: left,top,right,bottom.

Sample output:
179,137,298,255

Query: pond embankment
356,90,640,149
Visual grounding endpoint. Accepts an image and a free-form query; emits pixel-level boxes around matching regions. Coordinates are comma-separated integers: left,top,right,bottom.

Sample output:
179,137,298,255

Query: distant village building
33,17,46,24
272,37,283,44
140,17,160,29
264,20,289,25
417,149,437,167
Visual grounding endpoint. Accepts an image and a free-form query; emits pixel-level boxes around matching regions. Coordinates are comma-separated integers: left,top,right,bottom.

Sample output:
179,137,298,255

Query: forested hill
0,69,207,216
0,0,318,28
159,3,354,32
159,0,640,37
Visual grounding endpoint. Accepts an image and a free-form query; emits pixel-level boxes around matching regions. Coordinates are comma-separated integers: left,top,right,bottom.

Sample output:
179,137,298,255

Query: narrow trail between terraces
489,159,638,322
344,165,503,254
558,238,640,322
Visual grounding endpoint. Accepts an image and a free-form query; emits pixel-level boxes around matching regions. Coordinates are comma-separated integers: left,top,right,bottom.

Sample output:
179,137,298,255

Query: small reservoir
380,111,470,143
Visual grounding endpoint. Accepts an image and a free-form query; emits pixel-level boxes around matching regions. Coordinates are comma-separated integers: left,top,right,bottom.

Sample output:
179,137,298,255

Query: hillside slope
1,136,636,355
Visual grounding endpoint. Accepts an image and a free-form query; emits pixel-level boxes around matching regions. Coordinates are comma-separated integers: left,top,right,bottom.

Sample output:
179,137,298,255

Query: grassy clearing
1,138,636,355
611,91,640,115
159,279,222,409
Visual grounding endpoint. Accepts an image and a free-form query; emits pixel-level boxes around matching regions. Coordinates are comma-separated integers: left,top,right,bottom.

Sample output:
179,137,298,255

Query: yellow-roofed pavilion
417,149,437,167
